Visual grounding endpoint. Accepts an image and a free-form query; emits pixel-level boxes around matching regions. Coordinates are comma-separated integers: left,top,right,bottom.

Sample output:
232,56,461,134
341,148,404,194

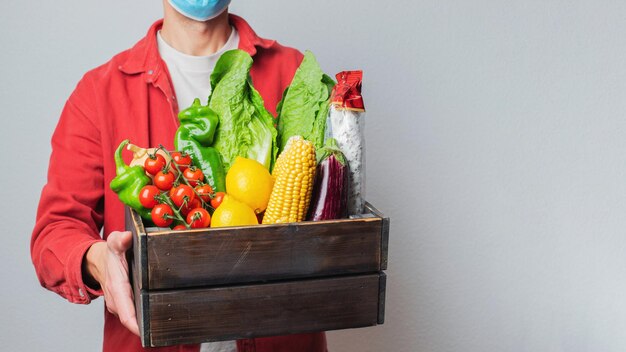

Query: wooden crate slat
365,202,390,271
378,272,387,324
146,219,383,289
147,273,381,347
127,207,148,290
127,207,151,344
131,255,151,346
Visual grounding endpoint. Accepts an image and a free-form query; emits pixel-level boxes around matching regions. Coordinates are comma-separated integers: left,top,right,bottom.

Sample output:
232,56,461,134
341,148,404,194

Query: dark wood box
126,202,389,348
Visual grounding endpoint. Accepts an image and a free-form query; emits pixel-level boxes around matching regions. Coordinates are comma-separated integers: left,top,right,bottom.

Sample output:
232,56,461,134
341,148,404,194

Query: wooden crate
126,202,389,348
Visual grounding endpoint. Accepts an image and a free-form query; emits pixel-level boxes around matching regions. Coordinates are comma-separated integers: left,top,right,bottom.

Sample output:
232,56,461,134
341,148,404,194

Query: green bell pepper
174,98,226,192
110,139,152,220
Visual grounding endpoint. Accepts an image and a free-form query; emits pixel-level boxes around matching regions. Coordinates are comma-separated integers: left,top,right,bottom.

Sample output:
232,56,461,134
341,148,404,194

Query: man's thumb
108,231,133,253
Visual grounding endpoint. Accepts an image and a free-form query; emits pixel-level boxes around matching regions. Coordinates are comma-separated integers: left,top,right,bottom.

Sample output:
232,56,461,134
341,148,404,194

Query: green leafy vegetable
277,51,335,152
208,49,278,172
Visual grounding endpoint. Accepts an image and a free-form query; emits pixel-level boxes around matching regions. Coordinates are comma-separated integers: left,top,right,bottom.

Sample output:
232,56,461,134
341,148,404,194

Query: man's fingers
105,302,116,315
103,230,139,336
117,301,140,336
105,274,140,336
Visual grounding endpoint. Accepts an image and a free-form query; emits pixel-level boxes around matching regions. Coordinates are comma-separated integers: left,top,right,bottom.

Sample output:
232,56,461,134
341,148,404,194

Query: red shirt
31,14,326,352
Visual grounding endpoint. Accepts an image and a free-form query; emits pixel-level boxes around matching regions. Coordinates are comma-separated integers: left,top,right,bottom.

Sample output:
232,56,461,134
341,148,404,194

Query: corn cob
262,136,317,224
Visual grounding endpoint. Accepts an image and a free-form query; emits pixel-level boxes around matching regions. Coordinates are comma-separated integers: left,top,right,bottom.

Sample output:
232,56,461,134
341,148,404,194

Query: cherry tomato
211,192,225,209
168,184,179,199
154,170,176,191
195,184,214,203
171,152,192,171
139,185,160,209
144,154,166,176
171,184,196,208
183,167,204,187
181,198,202,216
151,204,174,227
172,225,187,231
186,208,211,229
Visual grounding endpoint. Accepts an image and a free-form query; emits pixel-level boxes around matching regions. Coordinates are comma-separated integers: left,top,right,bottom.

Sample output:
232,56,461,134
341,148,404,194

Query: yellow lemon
226,157,274,213
210,195,259,228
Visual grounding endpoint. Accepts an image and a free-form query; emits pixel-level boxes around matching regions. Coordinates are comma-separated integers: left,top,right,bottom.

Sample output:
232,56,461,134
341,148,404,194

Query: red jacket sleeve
31,75,106,304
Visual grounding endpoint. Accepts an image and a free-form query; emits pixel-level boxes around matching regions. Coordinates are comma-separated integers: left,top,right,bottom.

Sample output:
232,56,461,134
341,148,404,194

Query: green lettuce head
208,49,278,172
276,51,335,153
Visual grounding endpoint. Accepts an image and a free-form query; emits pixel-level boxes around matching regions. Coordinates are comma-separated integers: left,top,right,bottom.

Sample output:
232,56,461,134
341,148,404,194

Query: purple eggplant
307,138,349,221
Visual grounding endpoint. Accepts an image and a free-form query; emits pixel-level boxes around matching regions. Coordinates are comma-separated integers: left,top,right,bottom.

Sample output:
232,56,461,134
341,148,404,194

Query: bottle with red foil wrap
324,70,366,215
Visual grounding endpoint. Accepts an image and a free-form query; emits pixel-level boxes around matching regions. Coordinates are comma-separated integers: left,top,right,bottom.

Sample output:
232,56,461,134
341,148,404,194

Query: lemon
210,195,259,228
226,156,274,213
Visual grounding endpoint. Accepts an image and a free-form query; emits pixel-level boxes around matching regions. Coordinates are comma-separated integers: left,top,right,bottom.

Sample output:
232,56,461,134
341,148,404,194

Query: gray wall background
3,1,626,351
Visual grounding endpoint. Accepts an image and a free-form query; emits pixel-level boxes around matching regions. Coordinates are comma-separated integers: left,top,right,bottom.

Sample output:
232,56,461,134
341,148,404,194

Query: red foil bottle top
331,70,365,111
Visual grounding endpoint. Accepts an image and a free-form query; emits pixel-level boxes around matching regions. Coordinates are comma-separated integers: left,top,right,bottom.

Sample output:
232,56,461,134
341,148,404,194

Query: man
30,1,328,351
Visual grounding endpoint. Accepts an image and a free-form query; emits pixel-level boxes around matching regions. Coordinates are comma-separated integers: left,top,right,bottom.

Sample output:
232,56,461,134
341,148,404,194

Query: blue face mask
168,0,231,22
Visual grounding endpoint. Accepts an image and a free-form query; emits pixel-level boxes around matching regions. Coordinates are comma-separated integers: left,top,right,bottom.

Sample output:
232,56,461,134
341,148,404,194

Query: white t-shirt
157,27,240,111
157,28,240,352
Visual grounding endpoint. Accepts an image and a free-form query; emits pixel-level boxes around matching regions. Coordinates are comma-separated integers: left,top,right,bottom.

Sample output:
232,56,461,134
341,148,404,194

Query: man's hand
84,231,140,336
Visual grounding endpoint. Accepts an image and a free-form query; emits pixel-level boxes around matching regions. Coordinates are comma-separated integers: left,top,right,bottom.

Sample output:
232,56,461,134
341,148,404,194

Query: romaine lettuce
208,50,278,172
276,51,335,152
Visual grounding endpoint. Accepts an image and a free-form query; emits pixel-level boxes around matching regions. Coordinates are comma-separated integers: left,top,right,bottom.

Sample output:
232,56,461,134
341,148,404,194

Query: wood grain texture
146,218,383,290
147,274,382,347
